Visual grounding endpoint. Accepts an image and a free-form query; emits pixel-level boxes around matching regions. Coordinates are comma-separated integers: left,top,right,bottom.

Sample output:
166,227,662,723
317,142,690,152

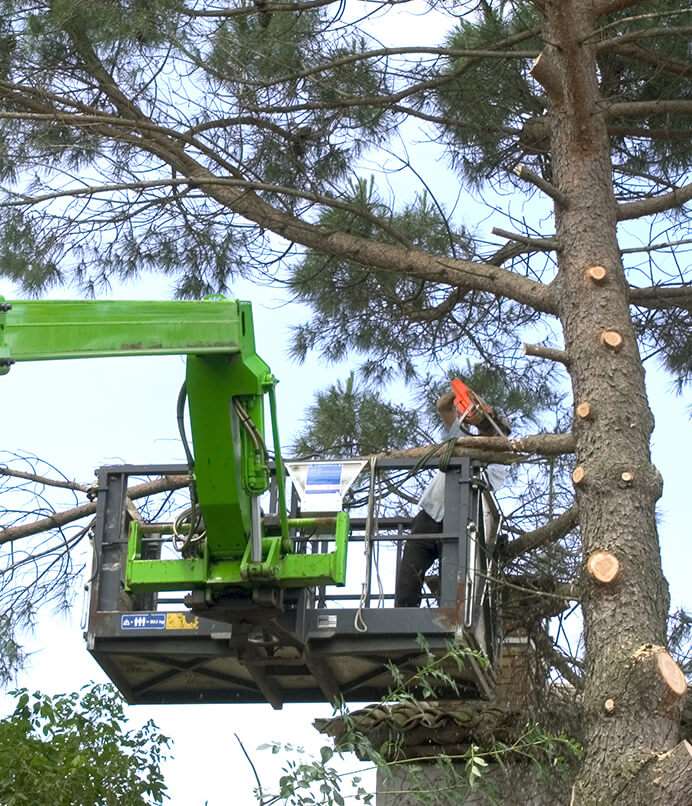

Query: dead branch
501,506,579,561
0,466,89,493
0,475,189,546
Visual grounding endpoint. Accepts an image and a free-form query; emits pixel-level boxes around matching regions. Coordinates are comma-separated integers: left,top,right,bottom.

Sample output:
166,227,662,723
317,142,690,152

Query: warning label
120,613,166,631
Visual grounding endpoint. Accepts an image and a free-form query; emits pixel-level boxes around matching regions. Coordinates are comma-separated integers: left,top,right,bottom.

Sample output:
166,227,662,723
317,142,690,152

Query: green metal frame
0,296,349,592
125,512,350,591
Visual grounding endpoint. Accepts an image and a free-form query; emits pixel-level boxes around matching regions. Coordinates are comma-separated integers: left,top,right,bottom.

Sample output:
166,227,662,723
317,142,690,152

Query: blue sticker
121,613,166,631
306,463,342,493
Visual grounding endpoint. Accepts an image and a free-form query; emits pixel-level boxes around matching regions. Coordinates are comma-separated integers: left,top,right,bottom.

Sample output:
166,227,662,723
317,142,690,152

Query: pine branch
609,126,692,141
252,46,540,90
629,285,692,310
501,506,579,561
621,238,692,255
607,100,692,117
597,24,692,50
0,96,556,315
617,182,692,220
1,176,409,247
179,0,344,17
0,476,189,546
609,43,691,77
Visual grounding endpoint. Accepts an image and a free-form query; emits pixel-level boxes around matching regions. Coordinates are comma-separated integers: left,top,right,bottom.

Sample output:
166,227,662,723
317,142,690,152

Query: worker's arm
436,390,458,430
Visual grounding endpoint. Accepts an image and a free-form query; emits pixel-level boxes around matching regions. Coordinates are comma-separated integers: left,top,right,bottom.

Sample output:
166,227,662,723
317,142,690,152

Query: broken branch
523,343,570,366
513,165,569,207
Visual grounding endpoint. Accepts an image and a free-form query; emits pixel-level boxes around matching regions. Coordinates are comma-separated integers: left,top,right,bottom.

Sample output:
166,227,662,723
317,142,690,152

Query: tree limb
501,506,579,561
179,0,342,17
617,183,692,220
622,238,692,255
382,433,576,465
534,628,584,690
0,476,189,545
523,343,570,366
606,100,692,117
609,43,691,77
598,25,692,50
629,285,692,310
513,165,569,207
0,467,89,494
0,110,557,314
491,227,559,252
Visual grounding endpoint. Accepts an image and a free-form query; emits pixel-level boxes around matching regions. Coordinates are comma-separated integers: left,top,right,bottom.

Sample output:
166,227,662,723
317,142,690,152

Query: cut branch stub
586,550,620,584
530,51,564,103
572,465,586,486
621,471,634,484
576,401,592,420
604,698,616,714
656,650,688,706
632,645,688,714
586,265,607,284
600,329,624,351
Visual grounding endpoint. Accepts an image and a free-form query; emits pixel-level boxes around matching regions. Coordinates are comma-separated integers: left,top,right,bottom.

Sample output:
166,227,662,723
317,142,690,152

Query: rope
355,455,378,632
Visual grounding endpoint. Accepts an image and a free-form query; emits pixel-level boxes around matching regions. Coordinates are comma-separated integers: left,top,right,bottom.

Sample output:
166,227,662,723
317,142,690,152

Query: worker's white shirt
418,421,507,522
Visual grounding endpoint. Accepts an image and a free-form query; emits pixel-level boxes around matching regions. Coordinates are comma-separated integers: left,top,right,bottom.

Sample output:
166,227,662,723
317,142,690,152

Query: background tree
0,683,169,805
0,1,691,803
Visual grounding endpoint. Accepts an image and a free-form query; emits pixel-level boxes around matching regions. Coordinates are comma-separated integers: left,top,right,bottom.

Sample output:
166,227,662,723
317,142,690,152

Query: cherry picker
1,297,502,708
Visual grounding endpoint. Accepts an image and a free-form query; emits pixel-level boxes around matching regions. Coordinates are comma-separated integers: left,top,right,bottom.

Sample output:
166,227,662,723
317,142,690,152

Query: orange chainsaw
450,378,510,436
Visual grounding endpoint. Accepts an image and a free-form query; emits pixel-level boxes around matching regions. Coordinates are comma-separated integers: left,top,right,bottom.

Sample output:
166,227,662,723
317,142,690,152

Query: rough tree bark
535,3,691,803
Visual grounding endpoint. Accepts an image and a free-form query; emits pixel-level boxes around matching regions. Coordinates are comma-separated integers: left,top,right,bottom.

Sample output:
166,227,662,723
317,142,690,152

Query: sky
0,4,691,805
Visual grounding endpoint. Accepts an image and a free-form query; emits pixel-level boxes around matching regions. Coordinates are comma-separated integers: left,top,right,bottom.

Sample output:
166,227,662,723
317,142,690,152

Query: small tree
0,683,170,805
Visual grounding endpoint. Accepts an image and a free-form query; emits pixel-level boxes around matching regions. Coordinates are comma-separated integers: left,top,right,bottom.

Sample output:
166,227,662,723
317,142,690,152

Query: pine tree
0,1,691,803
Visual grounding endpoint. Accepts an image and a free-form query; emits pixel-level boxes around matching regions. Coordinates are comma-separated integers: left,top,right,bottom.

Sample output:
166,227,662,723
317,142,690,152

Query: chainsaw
450,378,510,436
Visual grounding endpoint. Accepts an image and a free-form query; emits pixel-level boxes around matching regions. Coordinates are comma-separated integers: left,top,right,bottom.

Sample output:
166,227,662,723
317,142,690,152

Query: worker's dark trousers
394,509,444,607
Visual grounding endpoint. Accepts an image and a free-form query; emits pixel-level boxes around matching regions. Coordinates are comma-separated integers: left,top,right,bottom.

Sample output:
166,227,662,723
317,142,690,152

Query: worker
394,388,510,607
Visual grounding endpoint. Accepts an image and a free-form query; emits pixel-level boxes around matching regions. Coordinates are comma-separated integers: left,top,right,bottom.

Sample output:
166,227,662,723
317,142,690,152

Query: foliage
258,642,581,805
0,683,170,805
293,372,422,458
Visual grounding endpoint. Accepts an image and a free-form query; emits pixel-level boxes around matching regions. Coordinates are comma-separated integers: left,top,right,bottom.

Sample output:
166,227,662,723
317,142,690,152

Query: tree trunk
539,3,690,803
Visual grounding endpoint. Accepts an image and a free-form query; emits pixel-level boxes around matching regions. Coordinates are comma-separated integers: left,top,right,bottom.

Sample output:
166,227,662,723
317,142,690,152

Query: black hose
176,381,201,535
176,381,195,470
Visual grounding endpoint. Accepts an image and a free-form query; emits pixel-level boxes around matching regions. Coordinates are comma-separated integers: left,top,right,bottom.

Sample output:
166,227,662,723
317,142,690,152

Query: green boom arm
0,297,349,592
